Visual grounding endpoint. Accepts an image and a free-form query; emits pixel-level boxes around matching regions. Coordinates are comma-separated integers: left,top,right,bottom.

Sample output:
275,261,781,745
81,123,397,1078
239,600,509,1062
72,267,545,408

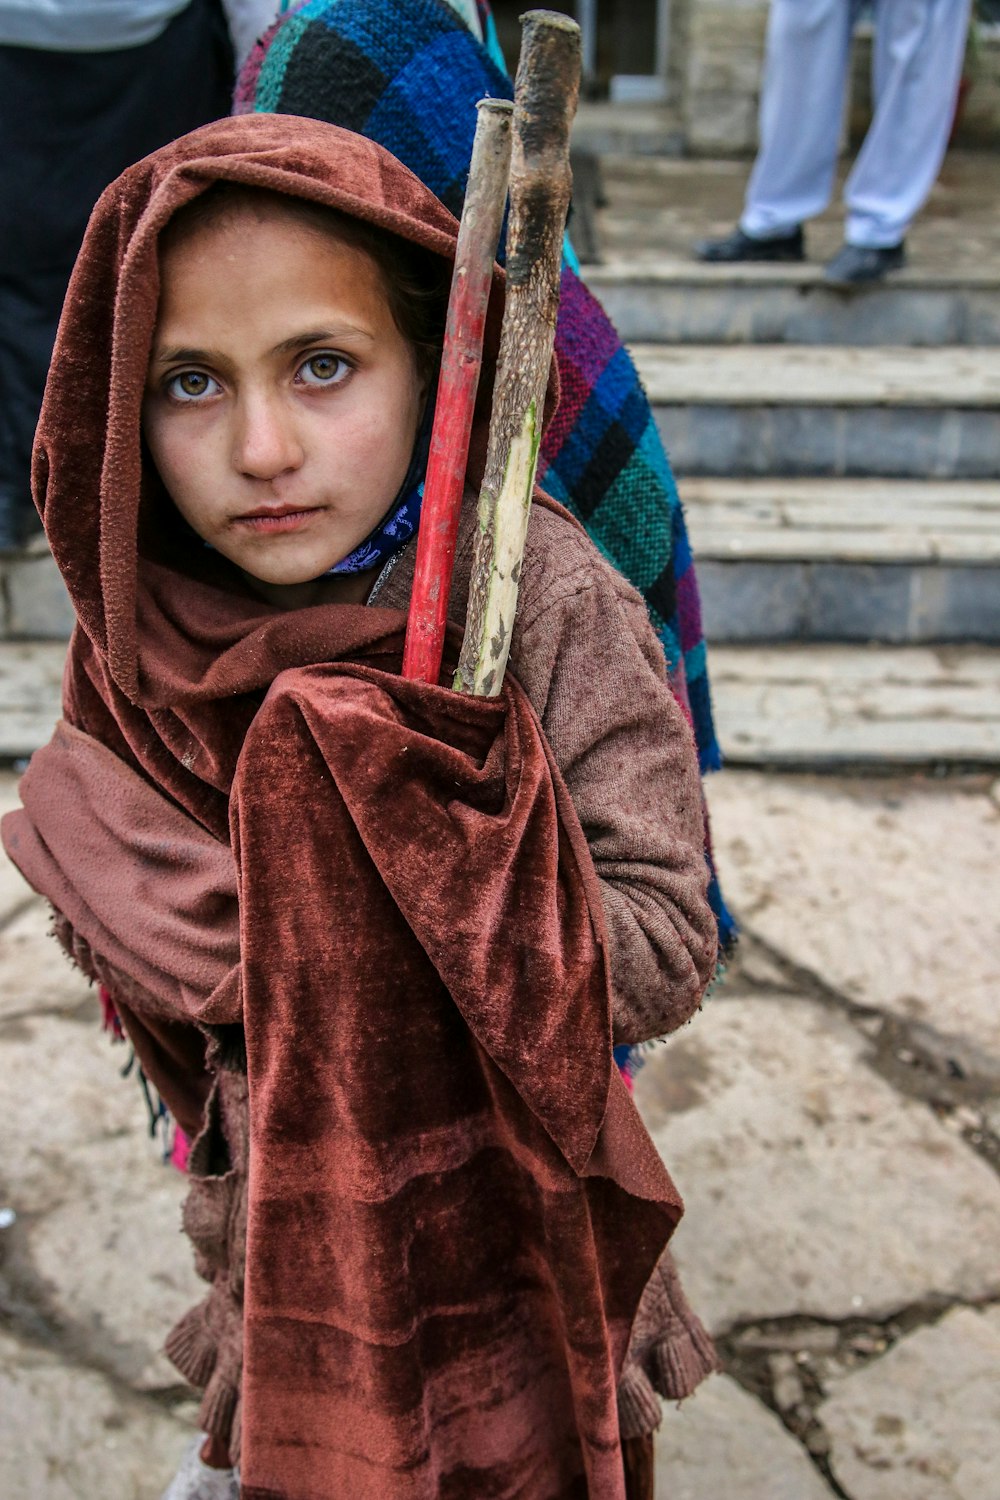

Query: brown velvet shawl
3,117,688,1497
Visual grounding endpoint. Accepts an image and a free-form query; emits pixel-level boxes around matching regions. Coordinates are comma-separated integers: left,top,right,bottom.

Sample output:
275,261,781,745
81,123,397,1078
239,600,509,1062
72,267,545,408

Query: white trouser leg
741,0,860,238
844,0,972,247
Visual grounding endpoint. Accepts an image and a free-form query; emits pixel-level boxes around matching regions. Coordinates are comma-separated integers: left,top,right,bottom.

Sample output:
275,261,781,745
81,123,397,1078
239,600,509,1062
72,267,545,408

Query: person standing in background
0,0,280,551
696,0,973,285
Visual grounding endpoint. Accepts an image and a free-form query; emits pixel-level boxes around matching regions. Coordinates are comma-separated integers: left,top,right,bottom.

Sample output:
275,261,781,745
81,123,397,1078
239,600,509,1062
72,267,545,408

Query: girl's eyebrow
273,326,375,354
151,327,375,366
152,344,220,366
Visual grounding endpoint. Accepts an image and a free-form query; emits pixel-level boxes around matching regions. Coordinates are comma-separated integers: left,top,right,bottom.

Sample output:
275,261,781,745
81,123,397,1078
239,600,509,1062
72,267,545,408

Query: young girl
3,115,717,1499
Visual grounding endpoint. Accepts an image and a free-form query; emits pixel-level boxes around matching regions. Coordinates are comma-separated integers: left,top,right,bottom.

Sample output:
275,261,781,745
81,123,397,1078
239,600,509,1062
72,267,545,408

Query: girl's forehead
160,202,382,285
154,209,393,341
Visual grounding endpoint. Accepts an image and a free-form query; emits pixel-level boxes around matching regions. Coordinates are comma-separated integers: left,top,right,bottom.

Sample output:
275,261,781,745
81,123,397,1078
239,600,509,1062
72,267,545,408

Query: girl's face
143,208,427,606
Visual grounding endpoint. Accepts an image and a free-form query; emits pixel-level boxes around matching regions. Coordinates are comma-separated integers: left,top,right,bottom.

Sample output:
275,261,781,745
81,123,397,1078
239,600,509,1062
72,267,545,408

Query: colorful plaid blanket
235,0,735,956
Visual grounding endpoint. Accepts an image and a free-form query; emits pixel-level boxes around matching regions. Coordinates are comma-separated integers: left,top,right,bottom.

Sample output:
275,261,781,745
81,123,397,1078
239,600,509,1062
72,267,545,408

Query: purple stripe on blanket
677,564,704,654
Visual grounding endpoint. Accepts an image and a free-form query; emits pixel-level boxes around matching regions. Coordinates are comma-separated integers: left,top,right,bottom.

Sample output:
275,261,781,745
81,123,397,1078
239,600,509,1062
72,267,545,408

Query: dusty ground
648,768,1000,1499
2,765,998,1498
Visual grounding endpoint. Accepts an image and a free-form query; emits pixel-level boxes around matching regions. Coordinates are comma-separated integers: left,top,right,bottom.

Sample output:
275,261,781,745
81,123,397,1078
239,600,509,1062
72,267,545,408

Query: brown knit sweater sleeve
506,536,718,1046
378,495,717,1045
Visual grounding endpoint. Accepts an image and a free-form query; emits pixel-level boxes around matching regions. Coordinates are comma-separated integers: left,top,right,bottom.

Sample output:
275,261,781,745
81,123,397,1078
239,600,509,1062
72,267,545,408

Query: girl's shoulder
515,495,666,673
506,495,671,710
517,494,643,627
380,487,664,687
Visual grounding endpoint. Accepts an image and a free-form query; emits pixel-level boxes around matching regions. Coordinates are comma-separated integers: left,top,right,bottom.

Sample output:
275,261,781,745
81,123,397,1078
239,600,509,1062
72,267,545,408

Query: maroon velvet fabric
8,659,685,1495
2,117,685,1494
234,663,681,1496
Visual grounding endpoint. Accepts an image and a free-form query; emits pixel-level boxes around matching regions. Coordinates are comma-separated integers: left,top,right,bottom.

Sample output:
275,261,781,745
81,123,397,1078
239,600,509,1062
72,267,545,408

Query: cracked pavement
2,767,999,1497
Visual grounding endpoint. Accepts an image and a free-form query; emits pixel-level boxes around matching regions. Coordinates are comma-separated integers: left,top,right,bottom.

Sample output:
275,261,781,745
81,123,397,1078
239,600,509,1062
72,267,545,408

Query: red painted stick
402,97,513,684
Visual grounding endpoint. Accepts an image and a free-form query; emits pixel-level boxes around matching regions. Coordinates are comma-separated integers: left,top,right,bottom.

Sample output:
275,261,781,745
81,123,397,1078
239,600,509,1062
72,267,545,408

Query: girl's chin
243,564,335,586
234,549,377,607
232,545,359,587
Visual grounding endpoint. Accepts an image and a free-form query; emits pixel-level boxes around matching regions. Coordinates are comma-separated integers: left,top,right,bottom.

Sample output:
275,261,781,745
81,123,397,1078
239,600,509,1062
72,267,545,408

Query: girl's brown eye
166,370,219,402
299,354,349,386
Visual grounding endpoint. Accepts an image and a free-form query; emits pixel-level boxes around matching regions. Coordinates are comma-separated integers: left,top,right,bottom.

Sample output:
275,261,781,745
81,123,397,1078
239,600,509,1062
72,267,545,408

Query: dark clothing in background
0,0,233,547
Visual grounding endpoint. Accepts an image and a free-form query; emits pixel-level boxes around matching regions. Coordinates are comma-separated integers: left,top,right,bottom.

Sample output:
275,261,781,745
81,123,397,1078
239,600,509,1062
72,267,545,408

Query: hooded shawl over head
3,116,684,1498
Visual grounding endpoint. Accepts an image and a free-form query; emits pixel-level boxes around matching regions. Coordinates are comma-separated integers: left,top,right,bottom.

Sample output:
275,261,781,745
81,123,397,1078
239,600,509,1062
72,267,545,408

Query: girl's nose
232,392,304,479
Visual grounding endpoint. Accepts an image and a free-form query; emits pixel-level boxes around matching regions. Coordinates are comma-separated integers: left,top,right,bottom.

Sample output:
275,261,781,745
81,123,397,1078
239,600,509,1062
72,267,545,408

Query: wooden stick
453,11,580,698
402,98,514,685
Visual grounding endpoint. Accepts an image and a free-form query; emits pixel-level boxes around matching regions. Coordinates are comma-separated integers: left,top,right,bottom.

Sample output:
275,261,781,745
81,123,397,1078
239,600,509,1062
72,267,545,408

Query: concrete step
0,540,75,641
633,344,1000,478
0,641,67,759
584,261,1000,347
572,101,684,160
709,644,1000,769
1,641,997,771
592,155,1000,340
684,478,1000,643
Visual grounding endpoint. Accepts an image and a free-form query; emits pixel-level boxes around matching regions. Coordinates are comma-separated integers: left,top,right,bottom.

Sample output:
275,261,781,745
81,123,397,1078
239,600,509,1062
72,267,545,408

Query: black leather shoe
823,241,905,287
695,225,805,263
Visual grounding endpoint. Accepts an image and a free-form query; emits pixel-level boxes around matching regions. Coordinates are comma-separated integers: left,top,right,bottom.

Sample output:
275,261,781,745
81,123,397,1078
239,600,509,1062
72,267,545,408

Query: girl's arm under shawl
507,527,719,1047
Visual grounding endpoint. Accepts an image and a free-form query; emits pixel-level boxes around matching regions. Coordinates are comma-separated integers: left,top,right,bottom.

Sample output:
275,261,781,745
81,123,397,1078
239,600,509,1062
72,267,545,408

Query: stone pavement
2,764,998,1498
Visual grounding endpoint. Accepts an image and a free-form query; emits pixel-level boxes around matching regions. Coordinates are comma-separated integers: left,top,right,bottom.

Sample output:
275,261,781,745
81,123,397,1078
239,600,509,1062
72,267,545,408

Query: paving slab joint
730,917,1000,1178
712,929,811,1000
0,1187,195,1411
0,892,43,938
0,989,103,1031
730,914,903,1021
716,1336,852,1499
865,1013,1000,1179
718,1292,1000,1500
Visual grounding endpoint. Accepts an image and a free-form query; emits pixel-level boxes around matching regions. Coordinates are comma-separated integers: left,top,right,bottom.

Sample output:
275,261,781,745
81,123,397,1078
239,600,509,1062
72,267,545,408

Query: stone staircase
578,153,1000,768
1,152,998,769
585,261,1000,347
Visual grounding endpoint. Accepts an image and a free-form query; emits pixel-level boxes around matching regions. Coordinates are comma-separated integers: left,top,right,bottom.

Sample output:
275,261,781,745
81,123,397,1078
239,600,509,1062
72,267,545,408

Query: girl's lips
233,507,321,534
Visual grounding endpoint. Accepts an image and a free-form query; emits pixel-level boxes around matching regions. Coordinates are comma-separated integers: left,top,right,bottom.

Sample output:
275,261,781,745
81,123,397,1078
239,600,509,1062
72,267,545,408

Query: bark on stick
403,98,513,685
454,10,580,698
